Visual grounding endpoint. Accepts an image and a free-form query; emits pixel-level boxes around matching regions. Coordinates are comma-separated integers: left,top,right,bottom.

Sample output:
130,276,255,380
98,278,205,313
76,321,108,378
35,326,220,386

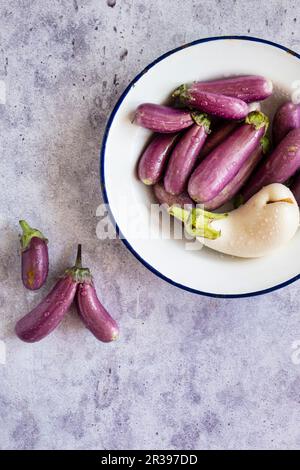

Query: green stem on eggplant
65,244,92,283
191,112,211,133
260,135,270,154
245,110,269,133
19,220,47,250
169,205,228,240
75,243,82,268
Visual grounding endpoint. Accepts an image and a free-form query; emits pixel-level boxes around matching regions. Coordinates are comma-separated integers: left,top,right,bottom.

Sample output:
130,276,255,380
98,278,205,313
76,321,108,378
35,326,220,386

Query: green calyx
65,244,93,283
169,205,228,240
245,110,269,135
65,266,92,283
65,266,93,284
172,84,192,106
19,220,48,250
191,112,211,133
260,135,270,154
172,84,187,99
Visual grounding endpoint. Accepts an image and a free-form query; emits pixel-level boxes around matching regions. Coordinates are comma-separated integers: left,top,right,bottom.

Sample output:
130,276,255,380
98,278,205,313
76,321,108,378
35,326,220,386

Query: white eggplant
169,183,299,258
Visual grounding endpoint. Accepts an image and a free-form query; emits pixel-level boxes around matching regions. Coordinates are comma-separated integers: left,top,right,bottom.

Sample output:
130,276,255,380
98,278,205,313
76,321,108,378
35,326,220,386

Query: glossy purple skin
21,237,49,290
192,75,273,103
15,275,77,343
204,143,264,210
243,128,300,201
138,133,177,185
272,101,300,145
200,121,239,158
290,173,300,205
164,124,208,195
77,282,119,342
153,182,194,207
135,103,194,133
188,122,266,203
182,89,248,120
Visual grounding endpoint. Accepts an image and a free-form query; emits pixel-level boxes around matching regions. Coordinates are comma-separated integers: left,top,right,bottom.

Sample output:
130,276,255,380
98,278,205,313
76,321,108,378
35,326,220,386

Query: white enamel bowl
101,36,300,297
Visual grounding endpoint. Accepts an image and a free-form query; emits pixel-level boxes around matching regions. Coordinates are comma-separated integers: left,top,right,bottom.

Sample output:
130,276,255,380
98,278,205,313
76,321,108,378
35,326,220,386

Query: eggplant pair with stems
15,245,119,343
169,183,299,258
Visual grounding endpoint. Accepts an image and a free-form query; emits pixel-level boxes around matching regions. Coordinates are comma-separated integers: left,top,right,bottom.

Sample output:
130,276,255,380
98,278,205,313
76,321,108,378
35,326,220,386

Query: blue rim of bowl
100,35,300,299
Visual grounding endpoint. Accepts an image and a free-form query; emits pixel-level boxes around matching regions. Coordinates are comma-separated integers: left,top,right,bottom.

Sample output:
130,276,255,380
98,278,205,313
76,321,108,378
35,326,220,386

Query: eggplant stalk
65,244,92,283
169,205,228,239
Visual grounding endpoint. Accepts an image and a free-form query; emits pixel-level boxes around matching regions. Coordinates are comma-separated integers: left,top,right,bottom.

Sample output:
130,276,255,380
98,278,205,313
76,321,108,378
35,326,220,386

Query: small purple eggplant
243,128,300,201
76,246,119,343
164,114,211,195
200,121,239,158
138,133,177,185
134,103,194,133
153,182,194,207
204,136,269,210
290,172,300,206
188,75,273,103
15,246,87,342
19,220,49,290
188,111,269,203
272,101,300,145
172,86,248,120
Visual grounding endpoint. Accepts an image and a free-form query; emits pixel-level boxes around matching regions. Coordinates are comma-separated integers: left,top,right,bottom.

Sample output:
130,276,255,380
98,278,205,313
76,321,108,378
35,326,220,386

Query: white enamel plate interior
102,37,300,297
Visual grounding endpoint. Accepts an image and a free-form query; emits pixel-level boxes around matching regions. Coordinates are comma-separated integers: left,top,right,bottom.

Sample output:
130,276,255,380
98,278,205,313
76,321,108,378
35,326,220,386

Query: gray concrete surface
1,0,300,450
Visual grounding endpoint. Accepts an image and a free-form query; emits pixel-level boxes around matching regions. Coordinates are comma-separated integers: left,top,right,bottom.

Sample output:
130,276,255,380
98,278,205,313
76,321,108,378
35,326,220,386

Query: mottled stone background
0,0,300,450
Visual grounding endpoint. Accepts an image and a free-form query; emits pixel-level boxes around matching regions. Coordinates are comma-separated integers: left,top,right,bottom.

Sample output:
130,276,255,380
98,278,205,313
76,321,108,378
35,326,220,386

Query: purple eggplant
153,182,194,207
243,128,300,201
188,111,269,203
186,75,273,103
290,173,300,205
164,114,211,195
204,136,269,210
138,133,177,185
272,101,300,145
19,220,49,290
200,121,239,158
173,86,248,120
76,246,119,342
15,246,85,343
134,103,194,133
154,182,193,207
